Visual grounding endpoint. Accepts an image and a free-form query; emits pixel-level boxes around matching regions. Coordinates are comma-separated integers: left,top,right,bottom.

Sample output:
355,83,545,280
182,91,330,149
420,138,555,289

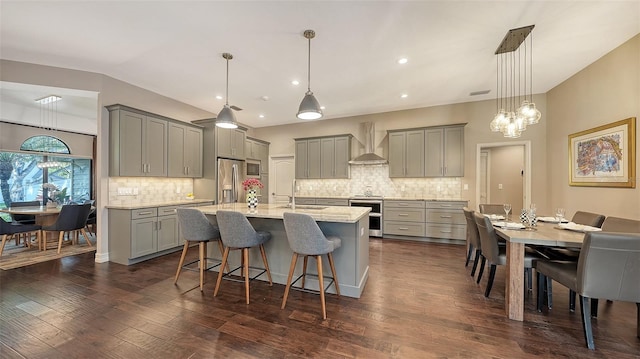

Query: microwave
245,160,261,178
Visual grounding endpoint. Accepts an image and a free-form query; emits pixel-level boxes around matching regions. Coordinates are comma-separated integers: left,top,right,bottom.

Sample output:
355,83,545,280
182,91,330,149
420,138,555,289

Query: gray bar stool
175,208,224,291
281,212,341,320
213,210,273,304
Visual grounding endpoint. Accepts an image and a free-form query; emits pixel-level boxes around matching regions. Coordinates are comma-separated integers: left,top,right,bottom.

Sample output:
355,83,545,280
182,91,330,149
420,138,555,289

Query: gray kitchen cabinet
297,135,351,179
108,106,168,177
259,174,269,203
217,127,246,159
168,122,203,177
388,130,424,178
108,205,182,265
246,137,270,173
295,138,321,179
425,125,465,177
425,201,468,240
315,198,349,206
383,200,426,237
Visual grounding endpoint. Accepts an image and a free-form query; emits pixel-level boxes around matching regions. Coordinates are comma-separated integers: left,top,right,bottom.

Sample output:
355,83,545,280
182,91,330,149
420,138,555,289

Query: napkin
538,216,568,223
486,214,505,220
493,221,525,229
558,222,602,232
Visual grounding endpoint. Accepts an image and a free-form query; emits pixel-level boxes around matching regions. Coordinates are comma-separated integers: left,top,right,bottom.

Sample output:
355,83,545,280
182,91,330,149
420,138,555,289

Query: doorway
475,141,531,212
269,155,294,204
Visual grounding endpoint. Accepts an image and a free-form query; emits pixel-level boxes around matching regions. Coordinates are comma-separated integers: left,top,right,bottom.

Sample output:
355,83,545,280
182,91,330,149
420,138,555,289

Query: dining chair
535,231,640,350
281,212,341,320
84,200,97,235
601,216,640,233
41,203,93,254
1,218,41,255
478,204,504,216
174,208,225,291
8,200,40,246
213,210,273,304
571,211,606,228
462,207,482,278
473,212,542,297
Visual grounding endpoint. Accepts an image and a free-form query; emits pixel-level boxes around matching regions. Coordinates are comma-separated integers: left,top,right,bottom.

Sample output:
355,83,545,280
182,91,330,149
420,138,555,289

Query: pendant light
215,52,238,129
297,29,323,120
35,95,65,169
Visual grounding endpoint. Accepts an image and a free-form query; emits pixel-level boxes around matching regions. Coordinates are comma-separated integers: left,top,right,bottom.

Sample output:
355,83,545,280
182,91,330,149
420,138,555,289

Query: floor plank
1,238,638,358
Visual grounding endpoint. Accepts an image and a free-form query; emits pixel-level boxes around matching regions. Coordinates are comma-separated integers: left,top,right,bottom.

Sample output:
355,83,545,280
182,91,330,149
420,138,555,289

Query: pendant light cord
225,56,230,106
307,36,311,92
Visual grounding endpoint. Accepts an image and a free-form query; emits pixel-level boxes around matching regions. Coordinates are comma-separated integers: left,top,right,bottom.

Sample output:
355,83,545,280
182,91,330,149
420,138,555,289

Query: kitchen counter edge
106,199,214,210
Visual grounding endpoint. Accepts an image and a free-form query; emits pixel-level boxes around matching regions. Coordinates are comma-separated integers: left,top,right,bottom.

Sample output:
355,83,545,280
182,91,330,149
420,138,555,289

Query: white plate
558,222,602,232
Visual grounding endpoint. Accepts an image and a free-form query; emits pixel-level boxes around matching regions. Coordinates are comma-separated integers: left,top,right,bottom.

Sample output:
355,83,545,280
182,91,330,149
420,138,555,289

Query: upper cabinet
388,130,425,178
296,135,351,179
109,106,168,177
388,124,465,178
245,137,270,173
425,126,464,177
216,127,246,160
168,122,203,177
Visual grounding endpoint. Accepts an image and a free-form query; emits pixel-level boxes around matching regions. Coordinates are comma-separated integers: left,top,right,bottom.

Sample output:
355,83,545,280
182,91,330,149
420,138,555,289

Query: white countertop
196,203,371,223
296,195,468,202
106,198,214,210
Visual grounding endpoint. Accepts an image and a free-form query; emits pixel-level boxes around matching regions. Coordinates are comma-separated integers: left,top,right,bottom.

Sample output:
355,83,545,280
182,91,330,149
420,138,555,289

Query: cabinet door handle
158,221,161,230
147,164,151,173
440,230,452,233
399,227,409,230
138,211,153,215
398,213,409,217
440,215,452,218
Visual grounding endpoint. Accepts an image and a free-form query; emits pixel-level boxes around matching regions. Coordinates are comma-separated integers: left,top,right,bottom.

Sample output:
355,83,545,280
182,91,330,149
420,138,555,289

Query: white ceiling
1,1,638,129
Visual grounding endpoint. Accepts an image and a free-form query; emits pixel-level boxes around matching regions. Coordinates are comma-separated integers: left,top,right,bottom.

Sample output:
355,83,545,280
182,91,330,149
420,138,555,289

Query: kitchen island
195,203,371,298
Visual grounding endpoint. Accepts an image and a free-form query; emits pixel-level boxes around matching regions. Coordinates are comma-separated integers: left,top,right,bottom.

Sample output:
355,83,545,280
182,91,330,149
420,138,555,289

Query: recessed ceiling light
398,58,408,64
259,114,265,118
261,95,269,101
320,106,325,110
401,94,408,98
291,80,300,86
215,95,223,100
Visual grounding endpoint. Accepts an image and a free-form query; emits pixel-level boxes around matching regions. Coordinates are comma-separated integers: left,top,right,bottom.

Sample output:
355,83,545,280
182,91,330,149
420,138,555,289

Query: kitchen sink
278,205,328,210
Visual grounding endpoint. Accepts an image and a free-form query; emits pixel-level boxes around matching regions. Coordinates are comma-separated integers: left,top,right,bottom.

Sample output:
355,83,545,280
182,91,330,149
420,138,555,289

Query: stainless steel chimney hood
349,122,387,165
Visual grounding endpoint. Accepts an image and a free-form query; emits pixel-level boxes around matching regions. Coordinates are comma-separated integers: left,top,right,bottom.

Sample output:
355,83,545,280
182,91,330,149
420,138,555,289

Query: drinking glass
555,207,565,223
503,203,512,221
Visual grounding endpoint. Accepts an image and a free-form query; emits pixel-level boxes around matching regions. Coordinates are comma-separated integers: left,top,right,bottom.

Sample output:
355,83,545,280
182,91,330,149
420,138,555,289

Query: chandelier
35,95,65,169
489,25,541,138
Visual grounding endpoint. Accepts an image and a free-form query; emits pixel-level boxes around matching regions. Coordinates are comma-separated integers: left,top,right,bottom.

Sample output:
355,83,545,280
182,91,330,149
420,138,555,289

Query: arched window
20,135,70,154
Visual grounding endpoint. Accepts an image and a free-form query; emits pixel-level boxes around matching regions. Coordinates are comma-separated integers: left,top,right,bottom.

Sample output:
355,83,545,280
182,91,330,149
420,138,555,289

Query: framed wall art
569,117,636,188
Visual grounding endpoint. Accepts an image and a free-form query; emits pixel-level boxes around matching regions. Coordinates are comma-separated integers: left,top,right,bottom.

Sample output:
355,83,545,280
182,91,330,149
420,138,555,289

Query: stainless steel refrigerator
218,158,246,203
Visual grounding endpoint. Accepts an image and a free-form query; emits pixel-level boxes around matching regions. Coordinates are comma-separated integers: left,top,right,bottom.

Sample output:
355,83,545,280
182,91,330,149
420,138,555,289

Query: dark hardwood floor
1,239,638,358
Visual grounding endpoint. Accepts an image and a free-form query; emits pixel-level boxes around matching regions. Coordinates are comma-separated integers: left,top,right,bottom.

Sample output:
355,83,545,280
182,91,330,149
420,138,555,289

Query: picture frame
569,117,636,188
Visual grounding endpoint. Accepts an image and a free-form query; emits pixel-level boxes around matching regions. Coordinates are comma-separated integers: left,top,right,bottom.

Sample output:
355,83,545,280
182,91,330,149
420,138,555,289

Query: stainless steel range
349,195,383,237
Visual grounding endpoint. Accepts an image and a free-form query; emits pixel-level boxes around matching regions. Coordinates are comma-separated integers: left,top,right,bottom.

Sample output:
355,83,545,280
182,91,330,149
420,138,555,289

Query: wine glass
555,207,565,223
503,203,512,221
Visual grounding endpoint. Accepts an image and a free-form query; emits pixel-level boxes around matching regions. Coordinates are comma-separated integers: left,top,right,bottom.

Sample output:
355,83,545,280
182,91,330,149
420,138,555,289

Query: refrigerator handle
232,164,238,202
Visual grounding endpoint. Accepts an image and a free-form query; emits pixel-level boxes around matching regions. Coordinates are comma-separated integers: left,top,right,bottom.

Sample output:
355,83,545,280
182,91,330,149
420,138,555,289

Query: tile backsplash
109,177,194,205
296,165,462,199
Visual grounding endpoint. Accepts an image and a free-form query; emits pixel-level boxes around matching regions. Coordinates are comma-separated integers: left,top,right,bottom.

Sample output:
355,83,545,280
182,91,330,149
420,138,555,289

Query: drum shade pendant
297,30,323,120
216,53,238,129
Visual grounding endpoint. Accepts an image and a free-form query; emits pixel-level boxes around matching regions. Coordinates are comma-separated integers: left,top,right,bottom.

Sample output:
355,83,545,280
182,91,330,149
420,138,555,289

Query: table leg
506,241,525,321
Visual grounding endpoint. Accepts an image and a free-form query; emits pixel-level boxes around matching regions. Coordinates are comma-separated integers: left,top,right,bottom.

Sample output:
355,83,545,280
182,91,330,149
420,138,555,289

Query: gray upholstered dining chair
1,217,41,255
175,208,224,291
571,211,606,228
473,212,542,297
281,212,341,320
601,216,640,233
478,204,504,216
213,210,273,304
535,231,640,350
41,203,93,254
463,207,482,278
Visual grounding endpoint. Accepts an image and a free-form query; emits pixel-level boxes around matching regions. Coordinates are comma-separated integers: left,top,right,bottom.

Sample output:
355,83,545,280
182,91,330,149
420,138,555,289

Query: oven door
348,200,383,237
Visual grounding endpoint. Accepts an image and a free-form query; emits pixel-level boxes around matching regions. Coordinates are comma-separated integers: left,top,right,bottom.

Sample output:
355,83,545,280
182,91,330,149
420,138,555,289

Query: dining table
494,221,586,321
0,205,62,226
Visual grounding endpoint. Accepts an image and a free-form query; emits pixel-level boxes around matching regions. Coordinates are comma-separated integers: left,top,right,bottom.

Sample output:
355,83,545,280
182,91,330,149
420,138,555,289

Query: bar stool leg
327,252,340,297
214,247,231,297
301,256,309,289
243,248,250,304
199,242,207,291
174,241,190,283
259,244,272,285
218,240,229,273
281,253,298,310
316,255,326,320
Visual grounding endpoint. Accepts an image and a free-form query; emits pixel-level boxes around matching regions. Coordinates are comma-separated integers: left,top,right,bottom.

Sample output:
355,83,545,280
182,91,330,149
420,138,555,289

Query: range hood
349,122,387,165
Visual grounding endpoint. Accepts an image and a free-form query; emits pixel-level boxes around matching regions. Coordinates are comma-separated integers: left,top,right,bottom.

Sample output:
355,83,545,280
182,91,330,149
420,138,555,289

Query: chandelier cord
307,35,311,92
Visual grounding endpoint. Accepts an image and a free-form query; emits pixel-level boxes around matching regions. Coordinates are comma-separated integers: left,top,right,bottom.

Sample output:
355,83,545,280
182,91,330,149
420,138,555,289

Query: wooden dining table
0,205,62,226
494,221,586,321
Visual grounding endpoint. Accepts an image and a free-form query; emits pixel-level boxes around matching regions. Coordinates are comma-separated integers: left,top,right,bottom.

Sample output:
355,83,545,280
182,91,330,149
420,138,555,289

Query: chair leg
591,299,599,318
327,252,340,297
301,256,309,289
281,253,298,310
56,231,65,254
214,247,230,297
636,303,640,339
80,229,92,247
259,244,273,285
217,240,230,273
199,242,207,291
546,277,553,309
580,295,595,350
243,248,250,304
465,244,474,267
526,268,533,292
316,255,326,320
470,250,481,277
476,256,486,284
536,272,545,311
485,264,496,297
569,290,576,312
174,242,190,284
0,234,7,256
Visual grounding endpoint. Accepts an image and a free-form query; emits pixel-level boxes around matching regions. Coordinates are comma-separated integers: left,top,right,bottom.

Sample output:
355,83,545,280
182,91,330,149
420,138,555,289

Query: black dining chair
8,200,40,247
1,217,41,255
41,203,93,254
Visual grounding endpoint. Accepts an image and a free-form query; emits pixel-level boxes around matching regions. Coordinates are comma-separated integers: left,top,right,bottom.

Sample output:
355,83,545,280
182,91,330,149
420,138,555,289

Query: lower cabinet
109,202,212,265
383,199,468,241
425,201,467,240
383,200,426,237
